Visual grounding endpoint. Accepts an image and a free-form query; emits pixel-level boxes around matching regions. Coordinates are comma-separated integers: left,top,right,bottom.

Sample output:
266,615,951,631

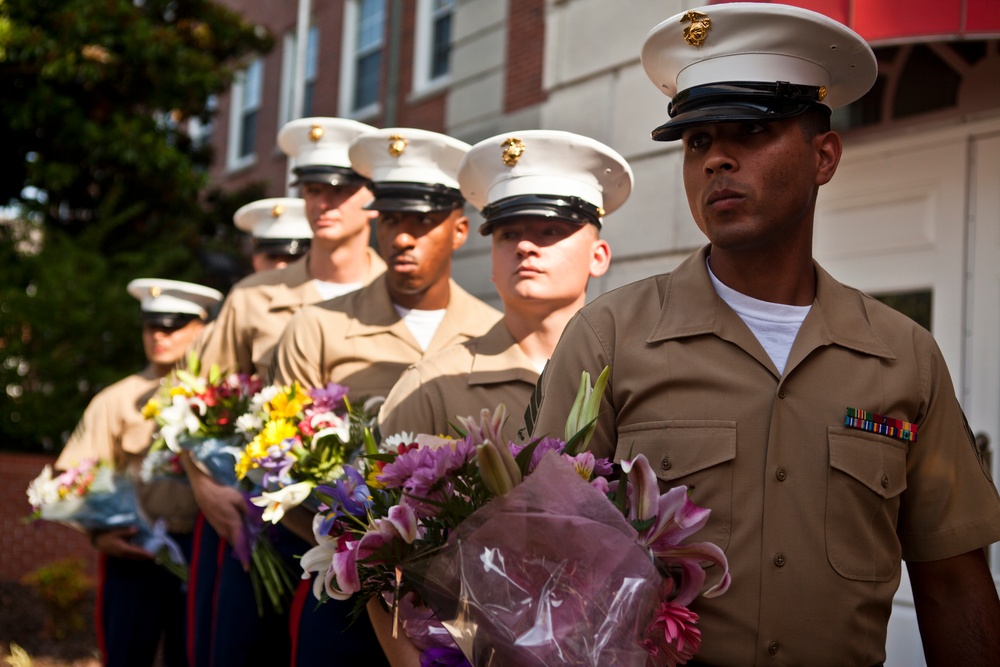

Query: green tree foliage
0,0,273,452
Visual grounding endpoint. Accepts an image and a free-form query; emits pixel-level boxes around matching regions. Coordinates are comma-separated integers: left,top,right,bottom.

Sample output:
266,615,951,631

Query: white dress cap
458,130,634,234
641,3,877,141
233,198,312,240
277,117,376,185
126,279,223,319
348,128,471,212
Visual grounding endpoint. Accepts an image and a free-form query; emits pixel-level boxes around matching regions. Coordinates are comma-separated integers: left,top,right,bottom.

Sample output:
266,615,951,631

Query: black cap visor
364,182,464,214
652,81,829,142
478,194,602,236
253,238,311,257
291,165,368,188
141,312,202,330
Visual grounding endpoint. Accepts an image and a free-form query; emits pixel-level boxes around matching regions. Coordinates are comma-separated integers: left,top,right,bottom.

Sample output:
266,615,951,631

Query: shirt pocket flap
829,428,907,499
618,420,737,483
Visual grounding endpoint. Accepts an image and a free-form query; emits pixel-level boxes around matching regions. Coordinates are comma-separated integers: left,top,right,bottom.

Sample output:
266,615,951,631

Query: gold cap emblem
501,137,525,166
270,204,284,217
149,286,162,298
308,124,324,142
680,10,711,47
596,206,606,218
388,134,408,157
817,86,828,102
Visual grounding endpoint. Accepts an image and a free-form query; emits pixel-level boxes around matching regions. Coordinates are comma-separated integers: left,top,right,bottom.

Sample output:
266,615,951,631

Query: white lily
158,395,204,451
250,481,314,523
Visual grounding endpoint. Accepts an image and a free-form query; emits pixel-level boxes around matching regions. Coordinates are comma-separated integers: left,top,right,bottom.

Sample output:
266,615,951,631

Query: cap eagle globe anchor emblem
500,137,525,166
270,204,285,217
148,286,162,297
681,10,711,47
387,134,409,157
308,124,324,142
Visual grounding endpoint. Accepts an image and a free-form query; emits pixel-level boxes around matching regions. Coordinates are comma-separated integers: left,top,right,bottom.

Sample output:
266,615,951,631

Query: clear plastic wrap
403,454,662,666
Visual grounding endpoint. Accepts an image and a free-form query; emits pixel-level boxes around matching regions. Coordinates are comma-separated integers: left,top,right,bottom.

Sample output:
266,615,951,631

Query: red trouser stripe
186,512,206,666
288,577,312,666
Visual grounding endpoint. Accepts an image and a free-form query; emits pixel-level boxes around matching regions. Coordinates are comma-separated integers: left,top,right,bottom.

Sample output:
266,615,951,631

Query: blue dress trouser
98,532,192,667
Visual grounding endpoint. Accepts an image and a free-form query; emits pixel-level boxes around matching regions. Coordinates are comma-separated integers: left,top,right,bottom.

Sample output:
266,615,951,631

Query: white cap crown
233,198,312,240
126,279,223,319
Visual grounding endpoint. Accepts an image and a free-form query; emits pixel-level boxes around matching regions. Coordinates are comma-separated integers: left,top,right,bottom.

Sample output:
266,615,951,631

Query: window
227,58,263,170
413,0,455,93
340,0,386,116
279,26,320,128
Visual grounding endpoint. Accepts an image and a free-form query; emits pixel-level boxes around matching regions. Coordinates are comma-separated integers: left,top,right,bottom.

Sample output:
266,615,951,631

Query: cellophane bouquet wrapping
300,368,731,667
405,453,663,666
26,459,188,580
233,381,379,523
143,356,295,615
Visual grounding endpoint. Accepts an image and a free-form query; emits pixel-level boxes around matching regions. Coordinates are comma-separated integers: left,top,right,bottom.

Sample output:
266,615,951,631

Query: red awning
709,0,1000,44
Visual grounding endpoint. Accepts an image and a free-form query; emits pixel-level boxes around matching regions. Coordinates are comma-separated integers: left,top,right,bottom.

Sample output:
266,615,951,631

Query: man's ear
589,237,612,278
814,130,842,187
451,214,470,250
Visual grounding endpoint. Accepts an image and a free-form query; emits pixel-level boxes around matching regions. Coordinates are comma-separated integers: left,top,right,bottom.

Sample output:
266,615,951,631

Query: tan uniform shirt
272,274,502,402
378,320,538,442
56,366,199,533
530,245,1000,667
195,248,385,376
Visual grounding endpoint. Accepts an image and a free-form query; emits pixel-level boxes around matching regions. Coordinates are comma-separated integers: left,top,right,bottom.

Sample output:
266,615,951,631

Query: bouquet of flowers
26,458,188,581
300,368,731,666
143,355,297,616
143,354,262,486
233,381,379,523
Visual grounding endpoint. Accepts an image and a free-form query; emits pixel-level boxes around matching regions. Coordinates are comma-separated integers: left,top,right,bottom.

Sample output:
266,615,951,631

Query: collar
468,321,540,386
343,275,494,346
647,245,895,360
268,248,384,311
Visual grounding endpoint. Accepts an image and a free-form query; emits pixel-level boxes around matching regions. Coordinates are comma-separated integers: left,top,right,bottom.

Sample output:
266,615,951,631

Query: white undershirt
312,280,364,301
707,262,810,375
392,305,447,351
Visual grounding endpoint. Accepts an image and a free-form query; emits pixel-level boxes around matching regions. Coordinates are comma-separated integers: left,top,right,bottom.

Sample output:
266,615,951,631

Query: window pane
354,51,381,109
243,59,263,110
873,290,932,332
433,0,455,12
306,26,320,82
303,82,315,117
431,13,451,78
358,0,385,52
239,110,257,158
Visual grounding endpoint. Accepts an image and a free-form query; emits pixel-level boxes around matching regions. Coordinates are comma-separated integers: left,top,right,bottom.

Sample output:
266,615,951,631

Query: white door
966,130,1000,578
814,120,1000,666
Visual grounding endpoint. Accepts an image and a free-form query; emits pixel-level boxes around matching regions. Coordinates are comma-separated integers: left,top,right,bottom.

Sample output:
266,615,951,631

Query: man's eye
686,134,709,149
742,122,767,135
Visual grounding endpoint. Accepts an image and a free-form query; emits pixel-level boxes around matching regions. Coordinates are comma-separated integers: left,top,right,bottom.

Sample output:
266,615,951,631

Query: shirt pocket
826,427,907,581
617,420,736,552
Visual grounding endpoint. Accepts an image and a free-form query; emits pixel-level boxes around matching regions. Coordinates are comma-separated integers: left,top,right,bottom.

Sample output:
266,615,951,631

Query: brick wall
505,0,547,112
0,452,97,582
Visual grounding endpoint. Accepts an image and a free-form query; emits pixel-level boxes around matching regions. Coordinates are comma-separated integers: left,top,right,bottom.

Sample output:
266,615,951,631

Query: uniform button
768,641,779,655
773,553,785,567
881,474,889,488
777,388,787,399
775,467,787,482
661,457,672,471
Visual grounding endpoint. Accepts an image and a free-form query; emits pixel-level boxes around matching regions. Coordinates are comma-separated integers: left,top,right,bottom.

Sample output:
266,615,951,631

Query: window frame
226,58,263,171
412,0,455,96
339,0,386,118
279,25,320,129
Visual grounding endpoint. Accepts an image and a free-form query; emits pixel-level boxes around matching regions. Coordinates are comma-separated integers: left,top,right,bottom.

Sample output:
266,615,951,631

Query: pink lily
319,503,419,601
622,454,731,606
